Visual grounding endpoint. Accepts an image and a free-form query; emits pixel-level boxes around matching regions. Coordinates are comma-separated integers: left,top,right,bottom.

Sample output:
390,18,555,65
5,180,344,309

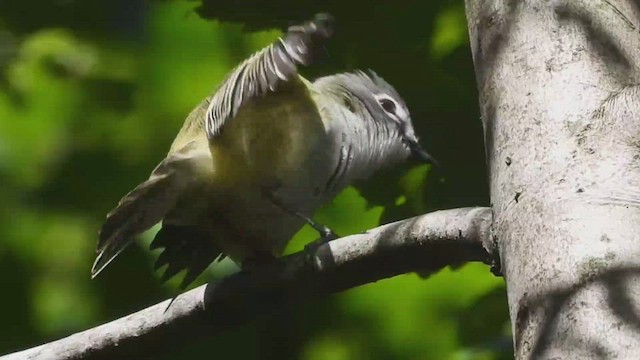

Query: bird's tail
91,153,190,278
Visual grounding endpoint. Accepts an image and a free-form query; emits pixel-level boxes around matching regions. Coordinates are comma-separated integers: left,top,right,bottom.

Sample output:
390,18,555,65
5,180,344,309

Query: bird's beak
405,136,439,166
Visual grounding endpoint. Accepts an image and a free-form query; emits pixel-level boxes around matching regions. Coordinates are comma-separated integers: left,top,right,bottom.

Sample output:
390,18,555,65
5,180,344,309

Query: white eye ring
374,94,400,120
379,98,396,114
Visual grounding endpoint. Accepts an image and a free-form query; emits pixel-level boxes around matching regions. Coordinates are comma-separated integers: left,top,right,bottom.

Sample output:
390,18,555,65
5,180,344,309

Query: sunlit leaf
430,4,468,60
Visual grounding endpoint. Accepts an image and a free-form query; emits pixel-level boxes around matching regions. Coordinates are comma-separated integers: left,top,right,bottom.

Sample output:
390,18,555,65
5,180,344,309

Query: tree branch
3,207,494,360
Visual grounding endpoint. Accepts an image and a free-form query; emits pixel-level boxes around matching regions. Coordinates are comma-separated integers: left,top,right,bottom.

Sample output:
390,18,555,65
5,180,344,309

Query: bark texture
464,0,640,358
2,208,493,360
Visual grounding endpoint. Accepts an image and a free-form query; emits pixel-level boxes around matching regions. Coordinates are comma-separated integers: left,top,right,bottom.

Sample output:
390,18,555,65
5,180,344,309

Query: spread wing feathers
151,224,225,290
91,145,199,278
205,13,334,139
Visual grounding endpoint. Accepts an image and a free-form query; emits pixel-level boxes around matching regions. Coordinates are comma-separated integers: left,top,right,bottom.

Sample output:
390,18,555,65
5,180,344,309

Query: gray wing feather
205,13,334,139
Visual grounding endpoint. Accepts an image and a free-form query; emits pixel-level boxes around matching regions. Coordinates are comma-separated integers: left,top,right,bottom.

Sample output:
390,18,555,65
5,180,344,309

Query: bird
91,13,436,289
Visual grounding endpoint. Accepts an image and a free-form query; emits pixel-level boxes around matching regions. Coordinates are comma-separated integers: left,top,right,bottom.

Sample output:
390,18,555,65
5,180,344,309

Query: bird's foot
304,227,340,256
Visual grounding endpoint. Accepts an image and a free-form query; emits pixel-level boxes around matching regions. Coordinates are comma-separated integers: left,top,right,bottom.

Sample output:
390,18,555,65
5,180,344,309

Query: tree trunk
464,0,640,358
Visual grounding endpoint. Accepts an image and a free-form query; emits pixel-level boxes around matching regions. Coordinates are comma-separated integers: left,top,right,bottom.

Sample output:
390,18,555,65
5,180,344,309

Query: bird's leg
264,191,339,242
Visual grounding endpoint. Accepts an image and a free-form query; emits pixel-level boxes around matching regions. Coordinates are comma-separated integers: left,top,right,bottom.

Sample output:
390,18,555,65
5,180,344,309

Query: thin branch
3,207,494,360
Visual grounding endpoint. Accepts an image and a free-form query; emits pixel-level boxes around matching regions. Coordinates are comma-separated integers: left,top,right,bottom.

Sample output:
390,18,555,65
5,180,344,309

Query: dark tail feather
91,148,193,278
91,240,133,279
91,175,174,278
151,224,224,290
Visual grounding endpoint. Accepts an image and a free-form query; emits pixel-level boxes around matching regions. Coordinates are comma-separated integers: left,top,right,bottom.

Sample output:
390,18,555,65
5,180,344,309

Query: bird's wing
149,224,225,290
91,140,211,277
205,13,333,139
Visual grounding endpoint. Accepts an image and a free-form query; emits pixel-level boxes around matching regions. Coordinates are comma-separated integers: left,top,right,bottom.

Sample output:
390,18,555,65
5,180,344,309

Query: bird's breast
199,91,350,259
208,87,336,192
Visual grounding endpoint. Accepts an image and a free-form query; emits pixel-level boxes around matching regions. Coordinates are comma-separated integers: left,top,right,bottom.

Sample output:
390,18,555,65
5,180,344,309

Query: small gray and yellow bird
91,14,435,288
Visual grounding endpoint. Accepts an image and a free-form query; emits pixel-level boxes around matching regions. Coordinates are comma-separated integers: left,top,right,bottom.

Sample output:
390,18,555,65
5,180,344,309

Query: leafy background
0,0,511,358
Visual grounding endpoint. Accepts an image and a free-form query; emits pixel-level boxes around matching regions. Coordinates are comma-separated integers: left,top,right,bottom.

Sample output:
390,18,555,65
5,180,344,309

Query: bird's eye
379,98,397,115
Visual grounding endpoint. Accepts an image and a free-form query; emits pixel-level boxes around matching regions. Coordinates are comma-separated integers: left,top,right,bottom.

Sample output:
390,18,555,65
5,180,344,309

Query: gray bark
464,0,640,358
2,208,493,360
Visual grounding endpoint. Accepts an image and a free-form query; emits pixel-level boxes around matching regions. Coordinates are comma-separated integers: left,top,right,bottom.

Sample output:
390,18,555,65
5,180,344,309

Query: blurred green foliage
0,0,510,358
